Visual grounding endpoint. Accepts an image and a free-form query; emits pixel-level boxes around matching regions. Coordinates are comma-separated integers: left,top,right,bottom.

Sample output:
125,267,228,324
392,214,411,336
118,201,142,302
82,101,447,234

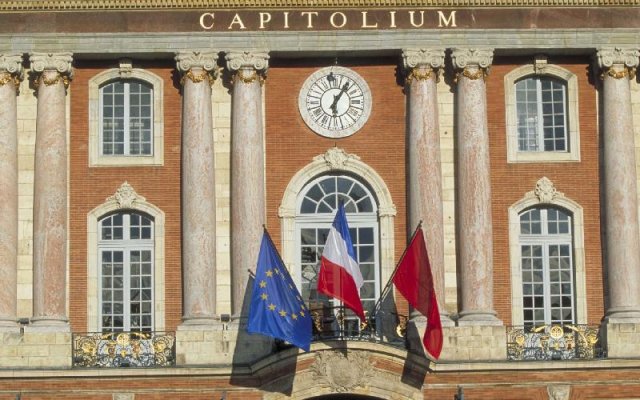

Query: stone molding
2,0,639,10
596,47,639,79
0,53,24,87
175,51,219,84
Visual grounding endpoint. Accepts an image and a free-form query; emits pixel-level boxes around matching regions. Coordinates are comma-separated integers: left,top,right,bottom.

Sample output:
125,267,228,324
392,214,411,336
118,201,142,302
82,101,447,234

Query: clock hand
330,82,350,116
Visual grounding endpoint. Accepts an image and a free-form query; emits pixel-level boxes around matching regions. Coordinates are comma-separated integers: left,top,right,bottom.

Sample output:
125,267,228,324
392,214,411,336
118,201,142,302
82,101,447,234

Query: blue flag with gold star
247,230,312,351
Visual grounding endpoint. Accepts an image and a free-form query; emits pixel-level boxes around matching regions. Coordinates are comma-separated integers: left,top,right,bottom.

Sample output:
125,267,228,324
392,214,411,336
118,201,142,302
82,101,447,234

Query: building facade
1,0,640,398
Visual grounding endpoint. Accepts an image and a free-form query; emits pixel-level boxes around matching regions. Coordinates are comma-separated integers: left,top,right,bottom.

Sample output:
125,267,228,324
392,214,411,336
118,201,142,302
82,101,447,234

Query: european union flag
247,230,312,351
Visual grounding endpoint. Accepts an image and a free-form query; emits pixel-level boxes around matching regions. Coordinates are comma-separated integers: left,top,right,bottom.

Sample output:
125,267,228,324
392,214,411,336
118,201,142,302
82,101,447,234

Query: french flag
318,203,366,320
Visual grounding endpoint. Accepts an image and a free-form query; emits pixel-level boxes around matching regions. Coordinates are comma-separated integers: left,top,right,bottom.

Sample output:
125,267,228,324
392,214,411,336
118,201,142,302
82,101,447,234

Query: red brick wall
69,61,183,332
487,56,603,325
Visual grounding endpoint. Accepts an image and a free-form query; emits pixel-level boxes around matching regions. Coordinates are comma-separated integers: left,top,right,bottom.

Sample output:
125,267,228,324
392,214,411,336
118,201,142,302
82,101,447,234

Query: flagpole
371,221,423,317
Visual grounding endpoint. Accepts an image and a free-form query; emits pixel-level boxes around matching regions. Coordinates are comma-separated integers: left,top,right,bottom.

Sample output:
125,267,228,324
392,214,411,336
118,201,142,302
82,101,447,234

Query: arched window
519,207,575,327
98,211,154,332
296,174,379,317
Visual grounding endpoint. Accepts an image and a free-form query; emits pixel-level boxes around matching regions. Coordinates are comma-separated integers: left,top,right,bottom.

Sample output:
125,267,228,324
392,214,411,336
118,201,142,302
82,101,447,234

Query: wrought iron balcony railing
72,331,176,368
309,305,407,348
507,324,605,361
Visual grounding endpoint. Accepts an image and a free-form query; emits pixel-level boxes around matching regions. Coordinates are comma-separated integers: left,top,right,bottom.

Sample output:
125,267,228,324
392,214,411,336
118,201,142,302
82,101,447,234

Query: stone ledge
604,322,640,358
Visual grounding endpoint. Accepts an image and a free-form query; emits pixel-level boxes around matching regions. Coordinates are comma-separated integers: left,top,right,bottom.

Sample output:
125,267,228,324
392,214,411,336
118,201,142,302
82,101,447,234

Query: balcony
72,331,176,368
507,324,605,361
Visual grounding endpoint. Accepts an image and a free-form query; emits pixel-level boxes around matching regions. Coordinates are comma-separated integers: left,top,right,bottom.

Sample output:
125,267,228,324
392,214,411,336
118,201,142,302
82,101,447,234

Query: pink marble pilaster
226,51,269,317
402,48,452,325
29,52,73,327
0,54,23,330
597,48,640,321
451,48,501,325
176,51,219,324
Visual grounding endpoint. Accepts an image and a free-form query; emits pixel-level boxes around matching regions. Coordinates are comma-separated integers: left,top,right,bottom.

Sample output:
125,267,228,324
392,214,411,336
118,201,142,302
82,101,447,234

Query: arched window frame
509,177,586,326
504,61,580,163
278,148,397,295
88,62,164,166
87,182,165,332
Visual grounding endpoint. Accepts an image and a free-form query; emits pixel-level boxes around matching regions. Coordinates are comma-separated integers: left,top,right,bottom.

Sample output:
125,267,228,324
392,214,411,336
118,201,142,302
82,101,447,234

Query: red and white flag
317,203,366,320
393,226,443,359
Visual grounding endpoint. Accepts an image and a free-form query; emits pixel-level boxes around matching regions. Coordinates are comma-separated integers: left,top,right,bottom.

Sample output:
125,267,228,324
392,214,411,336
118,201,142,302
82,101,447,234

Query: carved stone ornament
402,48,445,71
523,176,566,204
176,51,219,85
0,53,24,84
106,182,146,209
596,48,639,79
118,59,133,78
225,51,269,72
533,54,548,75
547,384,571,400
451,48,494,70
112,394,135,400
310,351,374,393
29,52,74,77
314,147,361,170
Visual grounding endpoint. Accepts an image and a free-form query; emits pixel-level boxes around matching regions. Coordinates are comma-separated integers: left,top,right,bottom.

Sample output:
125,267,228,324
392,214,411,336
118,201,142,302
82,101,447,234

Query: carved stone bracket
175,51,219,85
533,54,548,75
0,53,24,90
310,351,374,393
225,51,269,84
29,52,74,89
313,147,361,170
402,48,445,84
596,47,640,80
524,177,565,204
118,59,133,78
451,48,494,82
106,182,146,209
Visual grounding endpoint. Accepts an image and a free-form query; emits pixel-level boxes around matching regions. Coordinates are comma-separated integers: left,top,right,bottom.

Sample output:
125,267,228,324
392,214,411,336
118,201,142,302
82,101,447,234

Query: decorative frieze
29,52,73,89
451,48,494,81
175,51,219,85
0,53,24,89
596,47,639,80
402,48,445,83
225,51,269,84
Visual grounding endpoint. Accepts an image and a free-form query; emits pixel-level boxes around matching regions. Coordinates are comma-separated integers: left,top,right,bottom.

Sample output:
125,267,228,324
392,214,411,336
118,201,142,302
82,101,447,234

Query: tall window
519,207,575,327
516,77,568,152
296,175,379,318
99,212,154,332
100,80,153,156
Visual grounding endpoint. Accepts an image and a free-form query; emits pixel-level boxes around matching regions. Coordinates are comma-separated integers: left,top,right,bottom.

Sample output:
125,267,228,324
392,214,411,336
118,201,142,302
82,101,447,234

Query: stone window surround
504,62,580,163
87,184,165,332
88,66,164,167
508,178,587,326
278,148,397,292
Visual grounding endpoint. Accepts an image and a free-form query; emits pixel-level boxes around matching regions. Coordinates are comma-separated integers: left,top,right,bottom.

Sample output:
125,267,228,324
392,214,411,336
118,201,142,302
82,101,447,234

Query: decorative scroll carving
311,351,374,393
175,51,219,85
106,182,146,209
313,147,361,170
402,48,445,83
522,177,564,204
507,324,603,361
452,48,494,82
596,48,640,80
225,51,269,85
29,52,73,89
0,53,24,89
547,385,571,400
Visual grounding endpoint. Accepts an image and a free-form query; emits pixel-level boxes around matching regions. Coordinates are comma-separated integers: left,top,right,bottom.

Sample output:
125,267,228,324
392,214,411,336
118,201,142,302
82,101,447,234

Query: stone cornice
1,0,639,11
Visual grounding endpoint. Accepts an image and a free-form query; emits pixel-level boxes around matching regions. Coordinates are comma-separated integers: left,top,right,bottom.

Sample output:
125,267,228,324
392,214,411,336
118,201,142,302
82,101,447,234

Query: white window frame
98,212,155,332
505,63,580,163
88,65,164,167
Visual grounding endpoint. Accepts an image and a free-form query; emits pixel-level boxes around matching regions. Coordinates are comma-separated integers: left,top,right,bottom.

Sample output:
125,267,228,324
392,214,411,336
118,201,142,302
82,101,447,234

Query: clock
298,66,372,138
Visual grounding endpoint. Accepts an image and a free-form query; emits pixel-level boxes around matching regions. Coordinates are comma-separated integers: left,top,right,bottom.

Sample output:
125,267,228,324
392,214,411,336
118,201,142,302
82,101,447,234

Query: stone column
0,54,23,331
597,48,640,321
225,51,269,318
451,48,501,325
176,51,219,325
29,52,73,328
402,48,453,326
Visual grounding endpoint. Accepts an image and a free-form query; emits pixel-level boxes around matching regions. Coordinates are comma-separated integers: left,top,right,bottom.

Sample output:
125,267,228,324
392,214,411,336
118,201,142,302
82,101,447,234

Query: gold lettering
389,11,397,28
228,13,246,30
409,11,425,28
330,12,347,28
259,12,272,29
361,11,378,28
300,11,319,29
283,11,290,29
438,11,457,27
199,12,215,30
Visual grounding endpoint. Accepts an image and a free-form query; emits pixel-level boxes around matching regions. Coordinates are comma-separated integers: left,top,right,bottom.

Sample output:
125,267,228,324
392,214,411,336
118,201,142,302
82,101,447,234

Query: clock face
298,66,372,138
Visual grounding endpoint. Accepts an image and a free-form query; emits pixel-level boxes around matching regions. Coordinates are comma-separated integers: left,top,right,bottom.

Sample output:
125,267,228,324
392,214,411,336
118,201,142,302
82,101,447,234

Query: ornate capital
29,52,73,89
175,51,219,85
452,48,493,81
596,47,639,80
106,182,146,209
225,51,269,84
402,48,445,83
313,147,361,170
0,53,24,89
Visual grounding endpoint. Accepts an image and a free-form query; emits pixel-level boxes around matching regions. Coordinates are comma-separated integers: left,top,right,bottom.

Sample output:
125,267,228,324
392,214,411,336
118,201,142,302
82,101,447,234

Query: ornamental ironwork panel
73,331,175,368
507,324,605,361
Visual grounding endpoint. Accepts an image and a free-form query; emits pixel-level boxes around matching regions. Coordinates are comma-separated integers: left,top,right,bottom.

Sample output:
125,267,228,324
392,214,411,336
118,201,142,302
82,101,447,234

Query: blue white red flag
317,203,366,320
